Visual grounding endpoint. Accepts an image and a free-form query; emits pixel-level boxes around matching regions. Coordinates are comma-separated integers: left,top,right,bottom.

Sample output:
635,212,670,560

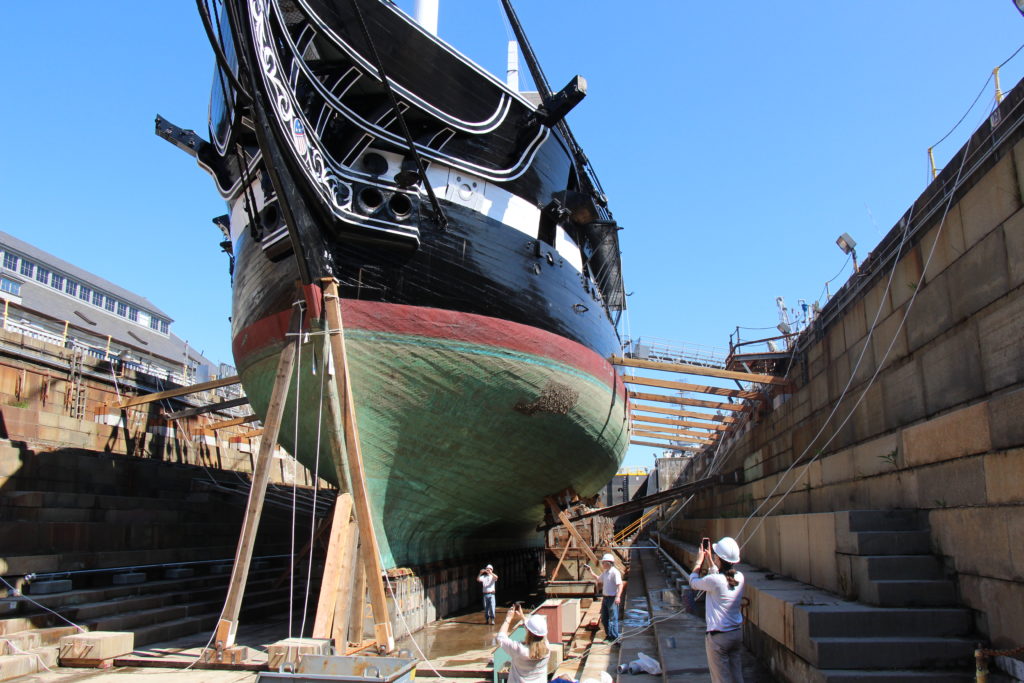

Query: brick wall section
667,118,1024,648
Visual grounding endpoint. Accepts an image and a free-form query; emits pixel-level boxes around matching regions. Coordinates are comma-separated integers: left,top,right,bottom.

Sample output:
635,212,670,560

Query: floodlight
836,233,859,272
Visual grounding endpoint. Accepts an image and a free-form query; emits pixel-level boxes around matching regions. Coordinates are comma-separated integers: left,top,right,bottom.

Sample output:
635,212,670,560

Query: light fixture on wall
836,232,859,272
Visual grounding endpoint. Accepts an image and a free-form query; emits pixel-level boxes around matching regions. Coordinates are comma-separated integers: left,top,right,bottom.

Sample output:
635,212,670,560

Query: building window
35,267,49,285
128,307,139,322
92,291,103,307
50,274,64,291
66,281,78,297
149,316,160,330
159,320,169,334
3,253,17,271
116,302,127,317
104,297,115,312
19,261,33,278
79,285,91,302
0,278,21,296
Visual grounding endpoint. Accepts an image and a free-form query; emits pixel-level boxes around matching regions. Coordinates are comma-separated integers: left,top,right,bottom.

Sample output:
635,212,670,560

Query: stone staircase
656,510,982,682
0,559,313,680
806,510,976,680
0,437,323,681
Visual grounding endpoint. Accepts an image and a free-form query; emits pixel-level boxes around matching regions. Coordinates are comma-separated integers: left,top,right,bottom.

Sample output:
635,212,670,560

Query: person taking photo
689,536,745,683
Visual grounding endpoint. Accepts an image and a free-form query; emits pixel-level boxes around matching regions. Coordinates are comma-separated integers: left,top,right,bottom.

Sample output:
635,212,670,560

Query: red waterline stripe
233,300,626,397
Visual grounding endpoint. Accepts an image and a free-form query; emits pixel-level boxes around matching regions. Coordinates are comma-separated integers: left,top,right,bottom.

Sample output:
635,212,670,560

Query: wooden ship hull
163,0,629,568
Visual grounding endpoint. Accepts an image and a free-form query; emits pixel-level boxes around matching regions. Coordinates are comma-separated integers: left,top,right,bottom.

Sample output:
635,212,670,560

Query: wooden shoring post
208,414,260,430
320,278,394,653
331,518,361,651
312,492,355,639
106,375,241,410
208,306,302,653
347,554,368,652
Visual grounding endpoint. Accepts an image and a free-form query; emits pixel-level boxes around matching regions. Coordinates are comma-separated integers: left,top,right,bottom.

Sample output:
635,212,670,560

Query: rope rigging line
736,119,977,547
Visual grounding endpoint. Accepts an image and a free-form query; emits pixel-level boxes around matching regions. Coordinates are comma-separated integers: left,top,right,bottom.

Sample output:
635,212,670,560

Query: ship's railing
623,336,729,369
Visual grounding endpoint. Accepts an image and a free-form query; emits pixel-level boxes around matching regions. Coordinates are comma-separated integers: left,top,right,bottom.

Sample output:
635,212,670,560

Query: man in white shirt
478,564,498,624
585,553,623,642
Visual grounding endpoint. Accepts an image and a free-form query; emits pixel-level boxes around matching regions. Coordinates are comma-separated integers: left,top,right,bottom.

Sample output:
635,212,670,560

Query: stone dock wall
664,80,1024,652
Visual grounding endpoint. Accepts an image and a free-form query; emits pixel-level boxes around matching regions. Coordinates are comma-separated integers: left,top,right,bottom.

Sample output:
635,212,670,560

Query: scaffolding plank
630,402,736,423
629,390,744,412
629,439,701,453
613,356,789,385
622,374,761,399
208,414,260,430
165,396,249,419
633,427,714,444
631,414,726,431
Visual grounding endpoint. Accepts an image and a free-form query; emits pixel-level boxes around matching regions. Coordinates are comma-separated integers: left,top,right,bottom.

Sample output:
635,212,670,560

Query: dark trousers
600,595,620,640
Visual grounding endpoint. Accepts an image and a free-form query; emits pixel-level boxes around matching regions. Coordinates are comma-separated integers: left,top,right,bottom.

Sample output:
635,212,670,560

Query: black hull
232,196,619,361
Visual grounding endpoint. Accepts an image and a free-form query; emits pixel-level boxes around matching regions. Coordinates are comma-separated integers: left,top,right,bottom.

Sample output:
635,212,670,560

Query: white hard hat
712,537,741,564
525,614,548,637
600,553,616,563
485,564,493,570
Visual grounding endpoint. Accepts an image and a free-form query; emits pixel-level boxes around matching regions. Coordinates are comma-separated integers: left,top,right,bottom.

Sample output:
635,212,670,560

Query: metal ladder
67,348,86,419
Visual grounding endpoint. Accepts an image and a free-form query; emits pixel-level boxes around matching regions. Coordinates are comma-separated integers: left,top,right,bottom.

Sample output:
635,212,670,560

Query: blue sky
2,2,1022,470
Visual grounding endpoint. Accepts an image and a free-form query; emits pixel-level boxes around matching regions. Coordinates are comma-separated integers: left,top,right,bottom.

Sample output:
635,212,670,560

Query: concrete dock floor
17,548,774,682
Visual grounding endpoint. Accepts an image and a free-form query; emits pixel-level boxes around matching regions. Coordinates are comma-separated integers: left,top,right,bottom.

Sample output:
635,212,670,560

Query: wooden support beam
332,513,361,651
545,497,600,569
550,535,574,581
108,375,241,410
613,355,790,386
633,423,714,438
630,439,701,453
347,557,367,651
165,396,250,419
238,428,264,439
633,427,714,444
631,414,727,431
622,374,761,399
630,402,736,423
312,493,355,639
210,311,300,651
321,279,394,653
207,414,261,430
629,390,744,412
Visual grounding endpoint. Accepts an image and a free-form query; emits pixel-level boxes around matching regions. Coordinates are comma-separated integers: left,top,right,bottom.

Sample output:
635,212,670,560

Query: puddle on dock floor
396,607,510,666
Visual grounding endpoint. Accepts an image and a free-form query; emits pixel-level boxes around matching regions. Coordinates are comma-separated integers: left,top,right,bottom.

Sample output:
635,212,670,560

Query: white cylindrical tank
414,0,438,35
